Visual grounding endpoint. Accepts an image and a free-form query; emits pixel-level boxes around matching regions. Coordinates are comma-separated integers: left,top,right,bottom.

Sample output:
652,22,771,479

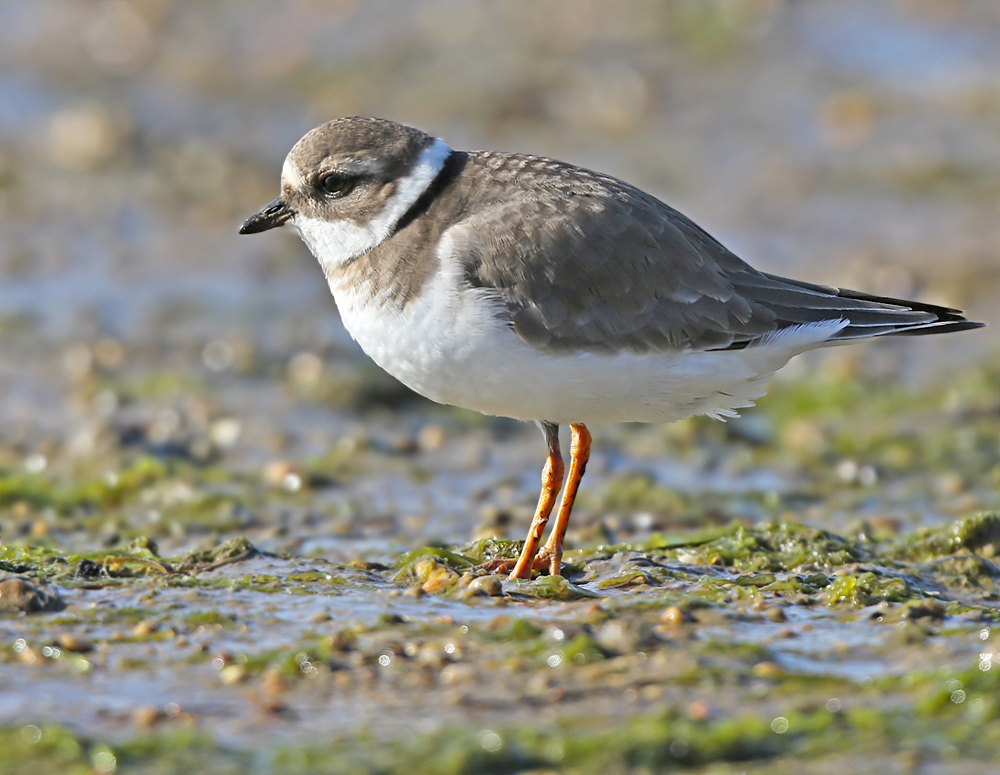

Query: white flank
292,137,452,274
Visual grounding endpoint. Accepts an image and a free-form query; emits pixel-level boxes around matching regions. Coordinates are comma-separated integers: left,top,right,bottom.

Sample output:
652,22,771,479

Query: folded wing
458,153,982,354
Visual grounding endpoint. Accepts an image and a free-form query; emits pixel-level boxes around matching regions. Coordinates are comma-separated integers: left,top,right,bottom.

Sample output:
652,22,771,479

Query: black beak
239,196,293,234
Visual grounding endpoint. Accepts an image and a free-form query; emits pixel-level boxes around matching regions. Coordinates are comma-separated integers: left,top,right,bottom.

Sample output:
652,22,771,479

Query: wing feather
455,152,979,353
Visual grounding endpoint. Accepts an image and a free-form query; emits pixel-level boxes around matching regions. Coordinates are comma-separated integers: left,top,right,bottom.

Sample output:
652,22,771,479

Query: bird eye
318,174,356,198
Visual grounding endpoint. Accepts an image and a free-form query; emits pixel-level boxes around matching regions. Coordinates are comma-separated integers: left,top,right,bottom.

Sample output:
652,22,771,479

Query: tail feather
717,272,984,351
815,284,984,341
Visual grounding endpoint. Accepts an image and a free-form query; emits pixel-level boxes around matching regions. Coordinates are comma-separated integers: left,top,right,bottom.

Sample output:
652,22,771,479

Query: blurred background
0,0,997,552
3,0,998,338
4,2,1000,756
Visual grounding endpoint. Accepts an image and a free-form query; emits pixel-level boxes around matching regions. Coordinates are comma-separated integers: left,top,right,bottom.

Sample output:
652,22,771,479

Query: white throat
292,137,452,274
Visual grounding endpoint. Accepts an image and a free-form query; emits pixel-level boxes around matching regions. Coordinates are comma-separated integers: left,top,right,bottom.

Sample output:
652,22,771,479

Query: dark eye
318,173,356,198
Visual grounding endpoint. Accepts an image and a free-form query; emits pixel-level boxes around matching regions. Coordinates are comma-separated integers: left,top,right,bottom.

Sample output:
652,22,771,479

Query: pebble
262,460,303,491
131,705,163,728
0,577,64,613
440,663,476,685
752,661,784,678
55,633,94,653
219,665,248,685
261,669,290,695
661,606,684,626
422,576,452,594
414,559,458,593
905,599,947,620
417,424,446,452
687,699,712,722
132,619,157,637
463,575,503,598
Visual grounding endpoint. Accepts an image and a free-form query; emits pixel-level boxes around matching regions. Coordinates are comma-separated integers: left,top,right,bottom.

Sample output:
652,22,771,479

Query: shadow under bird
241,117,984,580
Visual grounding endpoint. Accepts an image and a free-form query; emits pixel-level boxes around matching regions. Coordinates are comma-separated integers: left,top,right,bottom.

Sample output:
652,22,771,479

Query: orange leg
508,422,563,580
538,423,591,577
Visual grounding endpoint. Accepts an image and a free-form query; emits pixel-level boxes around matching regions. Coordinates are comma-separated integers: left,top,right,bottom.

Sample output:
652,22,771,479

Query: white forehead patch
281,152,303,189
291,137,452,275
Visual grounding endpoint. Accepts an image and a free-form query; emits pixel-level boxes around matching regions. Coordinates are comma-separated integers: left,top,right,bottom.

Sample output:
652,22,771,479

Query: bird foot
478,553,552,578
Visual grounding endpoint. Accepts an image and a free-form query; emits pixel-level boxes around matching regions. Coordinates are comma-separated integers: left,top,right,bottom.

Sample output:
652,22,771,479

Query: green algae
5,511,999,618
393,546,477,575
889,512,1000,562
0,454,291,543
461,537,526,563
572,513,1000,613
822,571,914,607
5,515,1000,772
5,663,1000,775
510,574,601,601
183,610,241,628
0,456,170,512
596,569,663,589
647,521,863,572
0,358,997,771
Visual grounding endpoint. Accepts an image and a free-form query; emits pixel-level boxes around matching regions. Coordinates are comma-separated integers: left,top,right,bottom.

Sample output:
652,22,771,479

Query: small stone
219,664,248,685
132,619,157,637
29,521,50,537
596,619,645,653
661,606,684,626
464,575,503,598
690,608,728,626
687,699,712,722
287,351,324,386
0,577,64,613
752,661,784,678
869,516,901,534
262,460,302,490
131,705,163,728
209,418,242,448
440,663,476,685
764,607,788,623
905,599,947,620
16,645,40,664
55,633,94,653
414,559,458,594
261,669,290,695
386,433,418,454
417,424,446,452
415,644,446,669
422,576,452,593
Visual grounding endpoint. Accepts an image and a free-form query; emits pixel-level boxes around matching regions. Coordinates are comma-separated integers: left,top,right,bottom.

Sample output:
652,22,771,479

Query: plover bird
241,117,983,580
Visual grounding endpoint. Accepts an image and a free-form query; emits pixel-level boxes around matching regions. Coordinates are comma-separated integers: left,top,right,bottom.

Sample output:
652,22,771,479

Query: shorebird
241,117,982,579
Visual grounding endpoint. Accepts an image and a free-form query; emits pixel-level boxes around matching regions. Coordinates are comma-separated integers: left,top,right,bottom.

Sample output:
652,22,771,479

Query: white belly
329,254,846,425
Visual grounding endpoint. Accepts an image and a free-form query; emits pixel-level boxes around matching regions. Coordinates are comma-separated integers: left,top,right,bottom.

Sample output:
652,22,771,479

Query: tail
739,272,984,345
794,282,983,341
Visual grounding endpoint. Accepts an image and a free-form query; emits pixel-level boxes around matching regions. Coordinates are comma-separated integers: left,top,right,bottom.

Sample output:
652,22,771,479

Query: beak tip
239,196,292,235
